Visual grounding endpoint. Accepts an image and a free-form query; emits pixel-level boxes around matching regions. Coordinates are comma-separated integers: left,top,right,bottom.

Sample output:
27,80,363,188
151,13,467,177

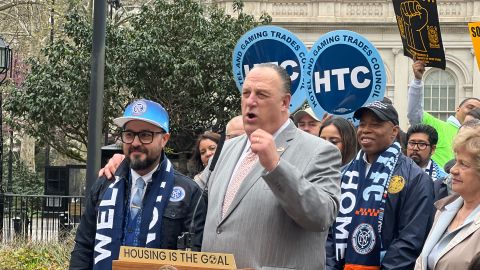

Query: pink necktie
222,150,258,217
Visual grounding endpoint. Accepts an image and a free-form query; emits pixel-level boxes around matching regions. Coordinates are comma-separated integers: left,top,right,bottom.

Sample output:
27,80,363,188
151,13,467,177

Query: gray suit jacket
201,121,342,270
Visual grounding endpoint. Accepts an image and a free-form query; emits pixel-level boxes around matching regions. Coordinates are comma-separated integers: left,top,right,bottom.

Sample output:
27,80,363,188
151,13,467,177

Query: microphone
207,131,225,173
178,131,226,251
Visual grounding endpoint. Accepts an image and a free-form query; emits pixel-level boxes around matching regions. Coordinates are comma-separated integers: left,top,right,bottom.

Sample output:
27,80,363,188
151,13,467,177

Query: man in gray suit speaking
200,64,341,269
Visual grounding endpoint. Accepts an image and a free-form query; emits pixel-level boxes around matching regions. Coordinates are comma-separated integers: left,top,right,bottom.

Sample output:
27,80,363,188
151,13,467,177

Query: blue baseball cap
113,99,169,133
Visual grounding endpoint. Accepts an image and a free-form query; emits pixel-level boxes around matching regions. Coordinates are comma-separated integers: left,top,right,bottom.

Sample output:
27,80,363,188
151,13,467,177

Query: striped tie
130,177,145,220
222,150,258,217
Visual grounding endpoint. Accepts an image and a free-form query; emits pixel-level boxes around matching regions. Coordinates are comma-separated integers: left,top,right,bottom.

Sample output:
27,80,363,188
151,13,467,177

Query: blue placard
232,26,308,113
304,30,386,123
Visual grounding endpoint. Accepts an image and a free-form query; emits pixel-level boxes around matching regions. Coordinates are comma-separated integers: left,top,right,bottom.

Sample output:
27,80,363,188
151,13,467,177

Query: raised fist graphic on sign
400,1,428,52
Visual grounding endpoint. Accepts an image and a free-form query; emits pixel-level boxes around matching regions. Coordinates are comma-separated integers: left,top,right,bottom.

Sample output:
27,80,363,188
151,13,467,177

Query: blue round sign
304,30,386,123
232,26,308,112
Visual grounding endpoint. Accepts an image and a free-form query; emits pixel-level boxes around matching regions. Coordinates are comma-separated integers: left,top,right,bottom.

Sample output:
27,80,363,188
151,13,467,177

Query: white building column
392,48,410,130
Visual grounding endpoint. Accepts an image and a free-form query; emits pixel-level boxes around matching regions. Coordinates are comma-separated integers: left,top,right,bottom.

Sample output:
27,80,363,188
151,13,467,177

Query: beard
409,154,420,163
409,154,426,167
126,145,159,171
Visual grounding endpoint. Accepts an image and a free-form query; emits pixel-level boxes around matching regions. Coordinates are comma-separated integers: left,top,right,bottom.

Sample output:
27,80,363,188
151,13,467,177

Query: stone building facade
216,0,480,129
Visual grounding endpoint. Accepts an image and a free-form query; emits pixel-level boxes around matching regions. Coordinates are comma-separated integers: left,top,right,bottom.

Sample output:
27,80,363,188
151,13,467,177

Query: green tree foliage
5,0,271,161
5,11,133,162
5,157,44,195
113,0,270,151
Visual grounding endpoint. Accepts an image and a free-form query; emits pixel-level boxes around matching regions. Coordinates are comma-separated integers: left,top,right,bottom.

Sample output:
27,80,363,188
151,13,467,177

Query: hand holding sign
412,60,426,80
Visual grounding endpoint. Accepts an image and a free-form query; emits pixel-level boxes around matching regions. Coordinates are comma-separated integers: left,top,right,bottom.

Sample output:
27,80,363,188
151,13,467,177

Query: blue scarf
93,156,175,269
425,160,447,182
335,142,401,270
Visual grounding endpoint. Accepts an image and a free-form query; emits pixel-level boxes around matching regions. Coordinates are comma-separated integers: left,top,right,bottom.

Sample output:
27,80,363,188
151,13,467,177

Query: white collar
447,115,461,128
444,197,480,227
444,196,464,212
362,152,372,165
422,159,432,171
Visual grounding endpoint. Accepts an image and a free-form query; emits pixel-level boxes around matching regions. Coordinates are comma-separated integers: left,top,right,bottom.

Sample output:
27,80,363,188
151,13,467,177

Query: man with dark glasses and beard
406,124,447,183
70,99,206,270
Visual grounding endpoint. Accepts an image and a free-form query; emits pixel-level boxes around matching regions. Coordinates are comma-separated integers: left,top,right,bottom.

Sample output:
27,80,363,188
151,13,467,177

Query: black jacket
69,159,207,270
433,177,449,203
326,154,434,270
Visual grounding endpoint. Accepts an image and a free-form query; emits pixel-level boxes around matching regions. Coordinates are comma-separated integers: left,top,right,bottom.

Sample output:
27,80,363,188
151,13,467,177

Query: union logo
428,26,440,49
388,175,405,194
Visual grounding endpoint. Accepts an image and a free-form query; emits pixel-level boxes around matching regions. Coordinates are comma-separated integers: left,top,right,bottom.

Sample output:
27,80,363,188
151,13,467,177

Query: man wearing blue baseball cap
70,99,206,270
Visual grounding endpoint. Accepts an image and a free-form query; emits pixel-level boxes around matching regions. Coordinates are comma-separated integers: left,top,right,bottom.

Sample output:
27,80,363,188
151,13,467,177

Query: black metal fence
0,193,85,242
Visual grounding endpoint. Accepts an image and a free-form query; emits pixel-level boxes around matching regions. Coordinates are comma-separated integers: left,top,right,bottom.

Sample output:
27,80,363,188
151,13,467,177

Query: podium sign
113,246,237,270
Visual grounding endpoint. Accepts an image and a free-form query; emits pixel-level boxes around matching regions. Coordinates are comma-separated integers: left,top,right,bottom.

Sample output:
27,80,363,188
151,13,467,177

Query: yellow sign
118,247,237,269
469,22,480,70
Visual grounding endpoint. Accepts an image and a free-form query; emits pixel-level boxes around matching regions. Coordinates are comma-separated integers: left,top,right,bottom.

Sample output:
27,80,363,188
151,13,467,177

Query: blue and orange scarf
335,142,401,270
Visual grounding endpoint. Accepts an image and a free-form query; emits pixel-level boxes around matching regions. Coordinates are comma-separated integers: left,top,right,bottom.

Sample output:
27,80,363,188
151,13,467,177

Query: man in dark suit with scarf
69,99,206,270
326,100,434,270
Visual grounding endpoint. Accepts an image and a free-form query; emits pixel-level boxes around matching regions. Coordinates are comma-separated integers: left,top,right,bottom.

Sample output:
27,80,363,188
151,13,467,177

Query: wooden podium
112,246,250,270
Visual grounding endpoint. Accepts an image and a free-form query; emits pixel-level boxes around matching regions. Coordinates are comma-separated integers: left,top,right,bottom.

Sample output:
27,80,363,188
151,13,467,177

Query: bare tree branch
0,1,43,12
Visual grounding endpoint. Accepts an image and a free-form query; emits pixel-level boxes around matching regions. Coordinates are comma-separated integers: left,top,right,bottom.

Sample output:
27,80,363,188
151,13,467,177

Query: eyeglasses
120,131,163,144
407,141,430,150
